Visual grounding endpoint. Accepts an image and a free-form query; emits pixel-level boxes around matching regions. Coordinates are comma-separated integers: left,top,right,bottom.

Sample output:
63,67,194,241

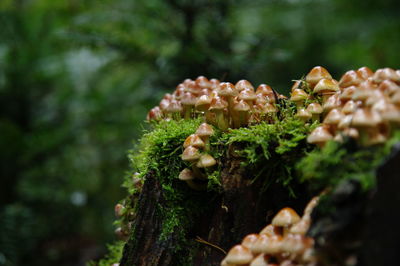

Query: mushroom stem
216,110,229,131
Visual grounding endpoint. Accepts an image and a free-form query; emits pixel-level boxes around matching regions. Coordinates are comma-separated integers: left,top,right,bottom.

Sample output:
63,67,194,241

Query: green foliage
88,241,124,266
297,130,400,192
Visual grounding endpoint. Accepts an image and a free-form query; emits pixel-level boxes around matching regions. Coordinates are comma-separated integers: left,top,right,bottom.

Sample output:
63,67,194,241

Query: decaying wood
120,148,311,266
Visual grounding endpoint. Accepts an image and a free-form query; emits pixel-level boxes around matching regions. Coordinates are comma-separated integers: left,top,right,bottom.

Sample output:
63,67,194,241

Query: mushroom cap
339,70,363,88
251,234,270,254
262,235,283,255
181,92,198,106
259,224,281,236
181,146,201,161
234,99,251,112
225,245,253,265
196,154,217,168
323,108,344,125
263,103,278,114
351,108,382,127
147,106,163,121
178,168,195,181
306,103,323,115
256,84,274,96
314,78,340,94
219,82,238,97
373,68,400,83
306,66,332,86
239,89,257,102
242,234,260,250
296,108,312,121
209,96,228,111
378,80,399,96
183,134,205,148
290,89,308,102
342,100,358,114
338,114,353,130
357,66,374,80
339,86,357,101
159,98,171,111
195,76,211,89
210,78,221,90
195,95,212,111
307,126,333,144
281,234,312,255
272,207,301,227
322,93,340,112
166,99,183,113
196,123,214,137
235,80,254,92
249,254,270,266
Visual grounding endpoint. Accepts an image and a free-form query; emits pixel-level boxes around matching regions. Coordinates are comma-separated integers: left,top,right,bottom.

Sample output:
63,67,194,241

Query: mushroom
224,245,254,265
307,125,333,148
196,154,217,168
290,89,309,108
195,123,214,151
271,207,301,236
178,168,207,190
339,70,363,88
306,103,323,122
305,66,332,88
313,78,340,102
183,134,205,149
209,96,229,131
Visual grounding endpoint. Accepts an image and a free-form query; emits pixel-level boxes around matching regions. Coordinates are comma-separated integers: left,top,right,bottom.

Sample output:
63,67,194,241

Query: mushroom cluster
292,66,400,147
114,173,142,240
221,197,319,266
147,76,285,131
179,123,216,190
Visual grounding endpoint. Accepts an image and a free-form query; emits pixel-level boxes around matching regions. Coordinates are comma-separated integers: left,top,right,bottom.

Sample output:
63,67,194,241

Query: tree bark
120,146,311,266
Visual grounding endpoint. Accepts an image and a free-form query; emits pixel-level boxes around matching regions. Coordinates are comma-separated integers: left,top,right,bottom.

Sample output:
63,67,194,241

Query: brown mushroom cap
357,66,374,80
272,207,301,227
306,66,332,87
196,123,214,137
342,100,358,114
290,89,308,102
209,96,228,111
196,76,211,89
373,67,400,83
306,103,323,115
313,78,340,94
178,168,195,181
323,93,340,112
219,82,238,97
225,245,254,265
256,84,274,96
196,154,217,168
236,80,254,92
249,253,270,266
183,134,205,149
239,89,257,102
339,70,363,88
259,224,281,236
323,108,344,125
351,108,382,127
307,126,333,145
195,95,212,112
182,146,201,161
289,218,311,235
295,108,312,122
242,234,260,250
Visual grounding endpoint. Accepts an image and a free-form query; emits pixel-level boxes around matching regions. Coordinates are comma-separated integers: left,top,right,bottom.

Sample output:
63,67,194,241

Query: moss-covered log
120,144,312,266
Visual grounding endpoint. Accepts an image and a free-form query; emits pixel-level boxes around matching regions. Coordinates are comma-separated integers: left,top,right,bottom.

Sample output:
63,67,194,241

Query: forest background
0,0,399,265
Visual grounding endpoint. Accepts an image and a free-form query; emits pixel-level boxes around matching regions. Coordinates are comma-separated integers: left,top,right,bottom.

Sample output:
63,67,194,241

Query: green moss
88,241,124,266
296,130,400,192
220,116,317,196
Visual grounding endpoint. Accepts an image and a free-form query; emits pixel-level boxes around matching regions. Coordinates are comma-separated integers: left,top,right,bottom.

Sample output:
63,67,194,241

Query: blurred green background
0,0,399,265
